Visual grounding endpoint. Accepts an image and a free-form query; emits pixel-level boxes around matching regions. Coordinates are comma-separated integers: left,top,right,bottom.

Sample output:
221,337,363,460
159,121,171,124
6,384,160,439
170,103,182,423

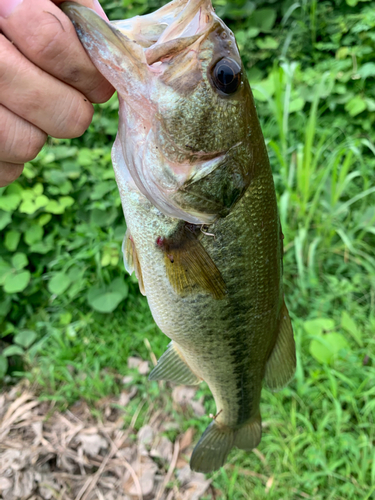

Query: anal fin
122,229,145,296
148,341,201,385
264,300,296,391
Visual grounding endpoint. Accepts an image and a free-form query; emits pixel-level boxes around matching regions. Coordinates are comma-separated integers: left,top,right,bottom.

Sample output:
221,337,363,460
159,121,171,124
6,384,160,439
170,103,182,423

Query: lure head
63,0,263,224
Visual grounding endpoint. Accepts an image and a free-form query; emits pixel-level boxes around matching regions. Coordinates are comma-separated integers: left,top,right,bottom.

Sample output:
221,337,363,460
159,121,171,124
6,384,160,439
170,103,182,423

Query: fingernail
0,0,23,18
92,0,108,21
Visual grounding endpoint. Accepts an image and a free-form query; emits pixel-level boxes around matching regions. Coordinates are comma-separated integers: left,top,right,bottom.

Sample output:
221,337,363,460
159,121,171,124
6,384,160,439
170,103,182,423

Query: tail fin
190,415,262,473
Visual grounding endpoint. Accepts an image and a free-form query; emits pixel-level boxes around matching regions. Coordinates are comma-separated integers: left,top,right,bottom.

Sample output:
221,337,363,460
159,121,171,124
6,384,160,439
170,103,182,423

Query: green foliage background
1,0,375,498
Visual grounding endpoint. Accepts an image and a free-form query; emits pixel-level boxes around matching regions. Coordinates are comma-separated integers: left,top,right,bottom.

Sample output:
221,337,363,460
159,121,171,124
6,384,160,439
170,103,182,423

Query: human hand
0,0,114,187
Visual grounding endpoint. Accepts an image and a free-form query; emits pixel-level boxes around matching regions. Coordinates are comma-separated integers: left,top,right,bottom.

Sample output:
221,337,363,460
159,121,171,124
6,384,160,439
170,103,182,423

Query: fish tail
190,415,261,473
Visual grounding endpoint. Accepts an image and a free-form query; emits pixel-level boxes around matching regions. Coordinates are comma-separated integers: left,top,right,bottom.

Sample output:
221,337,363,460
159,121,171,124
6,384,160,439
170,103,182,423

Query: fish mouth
61,0,215,66
157,0,214,43
144,0,215,64
60,0,214,54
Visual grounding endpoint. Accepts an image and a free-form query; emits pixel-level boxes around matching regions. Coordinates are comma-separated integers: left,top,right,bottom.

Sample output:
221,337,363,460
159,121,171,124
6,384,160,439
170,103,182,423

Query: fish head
62,0,260,224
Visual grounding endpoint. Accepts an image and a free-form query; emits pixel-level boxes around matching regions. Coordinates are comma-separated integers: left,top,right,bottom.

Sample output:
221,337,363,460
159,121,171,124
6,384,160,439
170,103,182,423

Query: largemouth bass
62,0,296,473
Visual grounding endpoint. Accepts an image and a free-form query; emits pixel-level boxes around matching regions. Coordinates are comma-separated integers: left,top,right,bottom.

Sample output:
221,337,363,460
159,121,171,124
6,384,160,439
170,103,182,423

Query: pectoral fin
122,229,145,296
264,300,296,391
158,224,227,300
149,341,201,385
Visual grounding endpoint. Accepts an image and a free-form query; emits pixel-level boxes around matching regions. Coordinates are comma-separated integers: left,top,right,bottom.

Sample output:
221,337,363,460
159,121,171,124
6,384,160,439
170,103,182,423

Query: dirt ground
0,375,215,500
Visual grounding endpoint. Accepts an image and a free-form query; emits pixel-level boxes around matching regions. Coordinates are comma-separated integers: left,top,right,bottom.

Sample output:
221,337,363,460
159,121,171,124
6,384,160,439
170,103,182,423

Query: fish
62,0,296,473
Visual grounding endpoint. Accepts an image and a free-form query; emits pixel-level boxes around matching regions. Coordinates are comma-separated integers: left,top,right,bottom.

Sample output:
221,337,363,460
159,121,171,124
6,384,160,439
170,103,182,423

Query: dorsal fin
122,229,145,296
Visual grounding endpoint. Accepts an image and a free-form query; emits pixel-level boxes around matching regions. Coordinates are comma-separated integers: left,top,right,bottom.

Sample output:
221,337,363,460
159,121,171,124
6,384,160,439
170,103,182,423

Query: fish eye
212,58,241,95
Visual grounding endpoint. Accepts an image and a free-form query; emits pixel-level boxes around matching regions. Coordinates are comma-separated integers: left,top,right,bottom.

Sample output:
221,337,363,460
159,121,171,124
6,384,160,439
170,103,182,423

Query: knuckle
0,106,46,163
0,35,16,77
57,97,94,138
0,162,24,187
87,80,115,104
23,130,47,162
73,103,94,137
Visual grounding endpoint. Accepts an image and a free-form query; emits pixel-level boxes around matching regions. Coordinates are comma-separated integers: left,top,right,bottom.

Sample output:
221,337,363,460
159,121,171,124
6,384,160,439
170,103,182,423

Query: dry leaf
37,473,60,500
150,436,173,463
31,421,43,445
0,395,5,413
128,468,156,496
172,387,205,417
180,428,195,451
77,433,108,457
137,425,154,446
0,476,12,490
118,387,137,407
265,475,274,493
12,469,35,499
172,387,197,407
176,457,189,469
0,382,212,500
122,376,134,385
138,360,150,375
177,465,193,485
190,399,205,417
180,469,211,500
127,357,142,369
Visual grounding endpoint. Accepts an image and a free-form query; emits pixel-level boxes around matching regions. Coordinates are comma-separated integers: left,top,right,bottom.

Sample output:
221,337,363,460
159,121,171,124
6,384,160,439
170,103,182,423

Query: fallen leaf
0,449,32,471
265,475,274,493
36,472,60,500
172,387,205,416
150,436,173,463
182,472,211,500
116,446,137,464
172,386,196,406
137,425,154,446
190,399,205,417
118,387,137,407
180,428,195,451
0,477,12,490
128,357,142,369
77,433,108,457
176,457,189,469
12,470,34,499
138,360,150,375
127,459,158,497
31,421,43,445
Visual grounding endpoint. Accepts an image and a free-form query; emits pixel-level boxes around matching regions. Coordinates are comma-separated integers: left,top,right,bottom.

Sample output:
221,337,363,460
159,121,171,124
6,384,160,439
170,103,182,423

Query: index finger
0,0,114,103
